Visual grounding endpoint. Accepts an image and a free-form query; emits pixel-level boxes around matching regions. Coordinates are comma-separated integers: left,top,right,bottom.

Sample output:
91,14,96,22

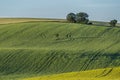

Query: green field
0,19,120,80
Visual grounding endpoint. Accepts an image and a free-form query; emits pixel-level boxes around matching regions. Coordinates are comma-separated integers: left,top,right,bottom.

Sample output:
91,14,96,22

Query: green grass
0,49,119,74
0,21,120,52
0,20,120,80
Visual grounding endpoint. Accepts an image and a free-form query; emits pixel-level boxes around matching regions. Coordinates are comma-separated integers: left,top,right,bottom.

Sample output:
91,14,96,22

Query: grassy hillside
0,49,119,74
0,21,120,79
0,21,120,52
23,67,120,80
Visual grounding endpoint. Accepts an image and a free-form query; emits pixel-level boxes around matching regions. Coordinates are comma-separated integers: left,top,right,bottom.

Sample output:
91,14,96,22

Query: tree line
66,12,118,27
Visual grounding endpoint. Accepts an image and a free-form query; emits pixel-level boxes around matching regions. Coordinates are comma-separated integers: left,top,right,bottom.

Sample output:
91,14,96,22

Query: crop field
0,18,65,24
0,19,120,80
23,67,120,80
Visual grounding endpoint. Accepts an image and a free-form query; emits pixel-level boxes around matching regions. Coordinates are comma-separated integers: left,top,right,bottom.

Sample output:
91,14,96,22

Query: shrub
109,19,117,27
55,33,60,40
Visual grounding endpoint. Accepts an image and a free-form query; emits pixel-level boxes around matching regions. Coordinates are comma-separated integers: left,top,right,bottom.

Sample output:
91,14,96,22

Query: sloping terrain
0,21,120,80
0,21,120,52
23,67,120,80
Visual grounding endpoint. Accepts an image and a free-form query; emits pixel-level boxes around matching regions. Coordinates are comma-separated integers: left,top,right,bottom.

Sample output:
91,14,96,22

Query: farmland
23,67,120,80
0,19,120,80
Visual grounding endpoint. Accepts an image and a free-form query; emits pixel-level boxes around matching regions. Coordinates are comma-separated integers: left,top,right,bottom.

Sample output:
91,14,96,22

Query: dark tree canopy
66,13,76,23
76,12,89,24
76,12,89,18
109,19,117,27
66,12,89,24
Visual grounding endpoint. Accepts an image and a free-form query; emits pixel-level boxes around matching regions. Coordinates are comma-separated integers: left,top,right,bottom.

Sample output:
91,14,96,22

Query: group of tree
66,12,91,24
66,12,118,27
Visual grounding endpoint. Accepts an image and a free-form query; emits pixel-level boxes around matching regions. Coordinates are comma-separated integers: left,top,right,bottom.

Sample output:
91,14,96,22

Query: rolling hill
0,19,120,80
23,67,120,80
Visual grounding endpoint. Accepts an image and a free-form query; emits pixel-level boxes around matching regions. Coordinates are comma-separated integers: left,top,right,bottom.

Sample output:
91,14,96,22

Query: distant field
0,18,119,26
0,18,65,24
0,19,120,80
91,21,120,27
23,67,120,80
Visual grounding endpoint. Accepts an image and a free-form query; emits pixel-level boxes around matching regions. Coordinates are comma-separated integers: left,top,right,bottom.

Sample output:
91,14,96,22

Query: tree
109,19,117,27
66,13,76,23
76,12,89,24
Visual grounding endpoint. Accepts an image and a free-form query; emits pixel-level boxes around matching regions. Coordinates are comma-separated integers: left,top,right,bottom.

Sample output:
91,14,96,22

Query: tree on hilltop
109,19,117,27
66,13,76,23
76,12,89,24
66,12,89,24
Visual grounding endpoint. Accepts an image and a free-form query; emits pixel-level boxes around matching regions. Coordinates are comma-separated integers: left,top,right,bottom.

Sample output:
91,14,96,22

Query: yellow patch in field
23,67,120,80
